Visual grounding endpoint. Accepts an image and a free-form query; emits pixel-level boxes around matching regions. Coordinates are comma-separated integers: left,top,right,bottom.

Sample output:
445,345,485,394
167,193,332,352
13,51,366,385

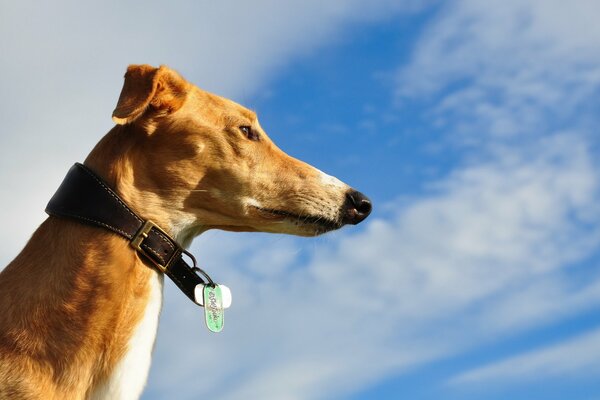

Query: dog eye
239,126,259,141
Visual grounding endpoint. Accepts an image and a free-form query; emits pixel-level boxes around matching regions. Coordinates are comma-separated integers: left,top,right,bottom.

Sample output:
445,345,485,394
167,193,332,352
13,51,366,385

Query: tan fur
0,65,364,398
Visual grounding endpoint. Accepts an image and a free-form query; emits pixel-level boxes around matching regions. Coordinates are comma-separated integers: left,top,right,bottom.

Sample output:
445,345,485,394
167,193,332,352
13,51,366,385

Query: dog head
88,65,371,244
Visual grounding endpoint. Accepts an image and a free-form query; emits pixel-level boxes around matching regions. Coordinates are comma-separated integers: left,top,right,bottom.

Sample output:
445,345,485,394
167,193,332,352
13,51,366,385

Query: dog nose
343,190,372,225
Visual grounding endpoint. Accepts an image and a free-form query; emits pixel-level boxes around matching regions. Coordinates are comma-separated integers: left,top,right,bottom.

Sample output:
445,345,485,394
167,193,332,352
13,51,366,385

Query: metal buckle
130,220,177,273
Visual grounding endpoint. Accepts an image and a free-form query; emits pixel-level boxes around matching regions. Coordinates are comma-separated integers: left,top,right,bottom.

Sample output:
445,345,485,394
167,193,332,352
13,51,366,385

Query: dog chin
248,207,341,235
274,217,343,237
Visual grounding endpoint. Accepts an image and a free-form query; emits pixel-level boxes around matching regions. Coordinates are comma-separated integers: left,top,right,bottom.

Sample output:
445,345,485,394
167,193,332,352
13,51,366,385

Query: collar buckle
131,220,177,272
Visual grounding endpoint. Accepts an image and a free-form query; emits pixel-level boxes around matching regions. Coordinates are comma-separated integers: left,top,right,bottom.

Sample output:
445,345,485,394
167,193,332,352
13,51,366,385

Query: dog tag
195,284,232,308
203,285,224,333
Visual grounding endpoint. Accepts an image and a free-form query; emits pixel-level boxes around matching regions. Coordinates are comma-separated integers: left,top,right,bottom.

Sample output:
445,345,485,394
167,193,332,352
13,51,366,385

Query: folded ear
112,64,188,125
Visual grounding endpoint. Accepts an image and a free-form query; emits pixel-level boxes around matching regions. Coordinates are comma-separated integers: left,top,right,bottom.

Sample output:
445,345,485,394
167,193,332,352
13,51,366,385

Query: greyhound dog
0,65,371,399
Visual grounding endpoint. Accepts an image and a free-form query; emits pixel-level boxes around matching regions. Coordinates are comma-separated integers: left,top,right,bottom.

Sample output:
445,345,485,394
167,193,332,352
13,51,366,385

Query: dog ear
112,64,188,125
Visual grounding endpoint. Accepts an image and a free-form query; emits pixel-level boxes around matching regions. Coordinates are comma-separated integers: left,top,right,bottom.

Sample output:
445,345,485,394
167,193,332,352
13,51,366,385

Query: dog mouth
253,207,342,234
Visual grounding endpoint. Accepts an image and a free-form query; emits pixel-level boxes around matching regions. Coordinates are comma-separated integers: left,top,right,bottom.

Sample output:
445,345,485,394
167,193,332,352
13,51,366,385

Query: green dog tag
203,285,224,333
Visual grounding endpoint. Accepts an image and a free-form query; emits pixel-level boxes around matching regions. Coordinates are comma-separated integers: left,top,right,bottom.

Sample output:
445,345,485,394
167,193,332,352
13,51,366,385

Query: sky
1,1,600,399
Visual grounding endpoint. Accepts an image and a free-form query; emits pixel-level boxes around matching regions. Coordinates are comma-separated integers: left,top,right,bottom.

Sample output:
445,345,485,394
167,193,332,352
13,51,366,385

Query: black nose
342,190,372,225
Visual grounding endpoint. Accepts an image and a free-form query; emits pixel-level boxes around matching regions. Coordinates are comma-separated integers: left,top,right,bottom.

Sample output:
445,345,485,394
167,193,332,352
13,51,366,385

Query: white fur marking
243,197,263,209
317,169,347,190
170,213,199,249
90,273,164,400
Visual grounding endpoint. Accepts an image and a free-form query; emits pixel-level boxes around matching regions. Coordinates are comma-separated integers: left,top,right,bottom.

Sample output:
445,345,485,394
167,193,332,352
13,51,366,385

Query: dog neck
85,124,205,246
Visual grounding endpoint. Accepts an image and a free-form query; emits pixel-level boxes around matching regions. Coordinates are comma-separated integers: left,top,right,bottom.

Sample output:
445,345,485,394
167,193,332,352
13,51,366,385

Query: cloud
451,327,600,385
397,0,600,140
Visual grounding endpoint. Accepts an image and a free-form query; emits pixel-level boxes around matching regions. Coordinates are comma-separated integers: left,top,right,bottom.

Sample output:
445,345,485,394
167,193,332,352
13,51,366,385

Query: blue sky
1,1,600,399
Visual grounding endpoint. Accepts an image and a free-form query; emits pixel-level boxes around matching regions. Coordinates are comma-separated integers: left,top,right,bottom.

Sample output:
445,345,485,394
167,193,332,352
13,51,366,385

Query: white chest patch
91,272,164,400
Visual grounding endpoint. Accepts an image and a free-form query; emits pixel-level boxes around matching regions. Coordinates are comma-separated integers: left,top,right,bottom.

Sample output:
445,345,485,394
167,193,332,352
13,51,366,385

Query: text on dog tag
203,285,224,333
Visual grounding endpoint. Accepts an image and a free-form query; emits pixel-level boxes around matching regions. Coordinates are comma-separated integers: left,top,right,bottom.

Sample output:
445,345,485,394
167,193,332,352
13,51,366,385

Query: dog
0,64,371,399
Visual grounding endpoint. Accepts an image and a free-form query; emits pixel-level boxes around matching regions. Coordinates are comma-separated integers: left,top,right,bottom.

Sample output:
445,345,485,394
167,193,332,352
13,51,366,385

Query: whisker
138,188,209,193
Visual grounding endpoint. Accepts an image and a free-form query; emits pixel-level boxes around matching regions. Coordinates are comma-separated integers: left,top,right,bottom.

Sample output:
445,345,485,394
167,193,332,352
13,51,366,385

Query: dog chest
90,272,164,400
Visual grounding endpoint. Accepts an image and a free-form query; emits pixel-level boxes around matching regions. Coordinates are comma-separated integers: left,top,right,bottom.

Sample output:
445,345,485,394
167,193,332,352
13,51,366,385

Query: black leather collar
45,163,214,304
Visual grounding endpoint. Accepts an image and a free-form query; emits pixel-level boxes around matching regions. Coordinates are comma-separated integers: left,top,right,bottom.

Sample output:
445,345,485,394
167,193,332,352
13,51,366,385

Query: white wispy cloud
451,327,600,385
397,0,600,140
388,0,600,394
